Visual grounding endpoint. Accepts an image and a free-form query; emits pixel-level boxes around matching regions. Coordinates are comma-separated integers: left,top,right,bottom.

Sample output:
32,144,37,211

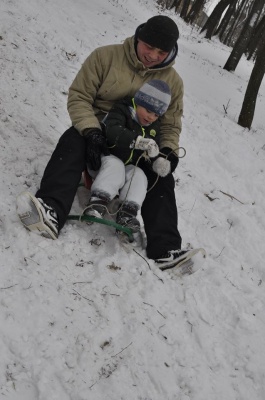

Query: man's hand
134,136,159,158
83,128,110,171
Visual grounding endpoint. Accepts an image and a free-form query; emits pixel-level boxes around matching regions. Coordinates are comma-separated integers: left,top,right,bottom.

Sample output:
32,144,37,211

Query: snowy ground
1,0,265,399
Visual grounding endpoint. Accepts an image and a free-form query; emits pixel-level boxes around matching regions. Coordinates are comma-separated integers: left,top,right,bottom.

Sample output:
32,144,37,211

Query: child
85,79,172,233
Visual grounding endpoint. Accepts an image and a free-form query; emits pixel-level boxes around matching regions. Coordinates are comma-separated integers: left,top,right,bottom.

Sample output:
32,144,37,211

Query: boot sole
157,248,206,271
17,191,58,239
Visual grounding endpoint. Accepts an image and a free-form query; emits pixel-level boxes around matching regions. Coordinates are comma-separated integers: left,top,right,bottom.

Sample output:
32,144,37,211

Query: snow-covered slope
1,0,265,399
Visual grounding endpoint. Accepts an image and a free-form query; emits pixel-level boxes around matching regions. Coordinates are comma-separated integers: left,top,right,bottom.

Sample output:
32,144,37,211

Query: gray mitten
134,136,159,158
152,157,171,177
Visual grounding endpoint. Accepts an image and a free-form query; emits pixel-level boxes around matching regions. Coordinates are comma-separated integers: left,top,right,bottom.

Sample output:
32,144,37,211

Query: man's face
136,40,169,68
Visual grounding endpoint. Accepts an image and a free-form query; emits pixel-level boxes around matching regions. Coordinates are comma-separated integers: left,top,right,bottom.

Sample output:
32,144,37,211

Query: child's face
136,105,159,126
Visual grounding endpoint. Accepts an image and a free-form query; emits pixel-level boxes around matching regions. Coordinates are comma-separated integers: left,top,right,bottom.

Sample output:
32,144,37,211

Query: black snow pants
36,126,182,259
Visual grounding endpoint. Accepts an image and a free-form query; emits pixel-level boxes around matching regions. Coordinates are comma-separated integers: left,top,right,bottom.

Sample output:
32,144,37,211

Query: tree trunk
184,0,206,24
200,0,233,40
238,33,265,129
221,0,249,45
224,0,265,71
180,0,191,19
157,0,167,9
246,14,265,60
215,0,238,43
169,0,182,11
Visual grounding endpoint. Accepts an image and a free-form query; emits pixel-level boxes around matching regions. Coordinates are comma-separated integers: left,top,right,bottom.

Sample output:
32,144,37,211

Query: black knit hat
137,15,179,52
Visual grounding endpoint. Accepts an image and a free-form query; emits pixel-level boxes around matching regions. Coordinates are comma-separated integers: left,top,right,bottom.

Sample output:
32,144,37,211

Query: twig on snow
72,288,93,303
0,284,18,290
133,249,151,269
223,99,230,114
133,249,164,283
111,341,133,358
143,302,166,319
157,309,166,319
101,286,120,297
143,301,166,319
24,256,40,265
189,198,196,214
214,246,225,259
219,190,244,204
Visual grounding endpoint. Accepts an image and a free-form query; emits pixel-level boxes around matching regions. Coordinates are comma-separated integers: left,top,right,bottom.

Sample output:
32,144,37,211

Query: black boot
116,201,140,233
85,192,110,218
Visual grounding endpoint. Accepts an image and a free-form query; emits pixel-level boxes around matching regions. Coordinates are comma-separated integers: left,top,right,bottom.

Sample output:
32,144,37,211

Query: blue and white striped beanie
134,80,171,116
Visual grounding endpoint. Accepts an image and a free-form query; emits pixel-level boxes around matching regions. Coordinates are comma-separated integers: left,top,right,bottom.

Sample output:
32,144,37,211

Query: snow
1,0,265,399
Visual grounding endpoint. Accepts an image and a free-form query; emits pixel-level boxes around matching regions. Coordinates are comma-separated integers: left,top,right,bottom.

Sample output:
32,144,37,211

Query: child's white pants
89,155,148,207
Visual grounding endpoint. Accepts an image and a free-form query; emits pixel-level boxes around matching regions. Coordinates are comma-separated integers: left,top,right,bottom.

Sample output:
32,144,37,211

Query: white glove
134,136,159,158
152,157,171,177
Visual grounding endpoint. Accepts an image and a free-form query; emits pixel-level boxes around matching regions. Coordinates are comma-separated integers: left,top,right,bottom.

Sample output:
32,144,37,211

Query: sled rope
82,145,186,216
71,145,186,239
146,145,186,192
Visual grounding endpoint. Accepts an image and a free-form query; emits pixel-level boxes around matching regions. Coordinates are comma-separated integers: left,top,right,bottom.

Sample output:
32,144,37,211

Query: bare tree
156,0,167,8
201,0,235,40
221,0,251,45
217,0,240,44
184,0,206,24
169,0,183,11
224,0,265,71
238,31,265,128
157,0,176,9
180,0,191,19
246,13,265,59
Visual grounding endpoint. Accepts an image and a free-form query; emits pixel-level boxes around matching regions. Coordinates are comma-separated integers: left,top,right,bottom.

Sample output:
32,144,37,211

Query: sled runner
67,213,134,242
67,170,134,242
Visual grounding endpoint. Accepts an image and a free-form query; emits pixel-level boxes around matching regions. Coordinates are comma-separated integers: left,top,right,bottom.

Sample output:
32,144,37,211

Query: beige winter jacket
67,35,184,154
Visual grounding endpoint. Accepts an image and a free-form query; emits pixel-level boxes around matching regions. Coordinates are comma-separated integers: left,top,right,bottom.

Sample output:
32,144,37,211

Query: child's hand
134,137,159,158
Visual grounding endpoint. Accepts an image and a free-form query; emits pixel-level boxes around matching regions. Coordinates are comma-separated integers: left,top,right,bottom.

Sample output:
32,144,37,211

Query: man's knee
57,126,86,155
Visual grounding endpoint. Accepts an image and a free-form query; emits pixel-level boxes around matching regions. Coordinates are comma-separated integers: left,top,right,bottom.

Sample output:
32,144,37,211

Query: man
17,15,188,266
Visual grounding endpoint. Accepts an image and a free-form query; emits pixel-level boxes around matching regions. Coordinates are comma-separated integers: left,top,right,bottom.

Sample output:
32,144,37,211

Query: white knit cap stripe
139,84,171,105
134,79,171,116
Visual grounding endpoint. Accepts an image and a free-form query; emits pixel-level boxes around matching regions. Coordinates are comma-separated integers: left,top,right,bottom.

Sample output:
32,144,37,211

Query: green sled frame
67,213,134,243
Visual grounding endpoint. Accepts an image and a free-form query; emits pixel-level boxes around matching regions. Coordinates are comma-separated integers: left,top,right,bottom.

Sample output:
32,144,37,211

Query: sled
67,170,134,242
